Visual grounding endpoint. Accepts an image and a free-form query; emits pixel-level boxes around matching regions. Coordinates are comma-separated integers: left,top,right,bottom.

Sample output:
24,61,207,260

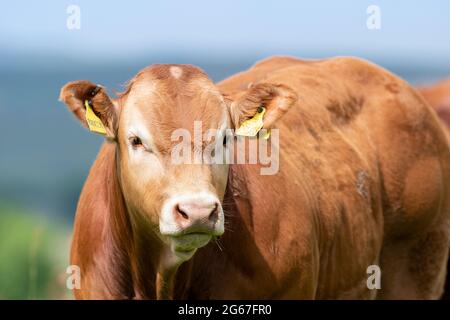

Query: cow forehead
119,65,228,152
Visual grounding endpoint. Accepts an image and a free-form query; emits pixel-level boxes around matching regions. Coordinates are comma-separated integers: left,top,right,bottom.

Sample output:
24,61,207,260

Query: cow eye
130,136,143,148
222,135,228,146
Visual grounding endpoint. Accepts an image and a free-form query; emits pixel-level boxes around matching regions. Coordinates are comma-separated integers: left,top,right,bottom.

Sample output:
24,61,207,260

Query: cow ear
59,80,118,138
228,83,297,132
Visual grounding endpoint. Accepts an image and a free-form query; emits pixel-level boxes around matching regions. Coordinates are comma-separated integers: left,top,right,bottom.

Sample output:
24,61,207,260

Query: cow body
68,57,450,299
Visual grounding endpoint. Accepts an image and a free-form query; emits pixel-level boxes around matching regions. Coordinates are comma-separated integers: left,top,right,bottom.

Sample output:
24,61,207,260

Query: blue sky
1,0,449,62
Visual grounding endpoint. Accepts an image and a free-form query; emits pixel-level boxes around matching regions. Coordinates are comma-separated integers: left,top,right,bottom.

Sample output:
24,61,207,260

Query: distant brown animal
417,78,450,299
60,56,450,299
418,78,450,129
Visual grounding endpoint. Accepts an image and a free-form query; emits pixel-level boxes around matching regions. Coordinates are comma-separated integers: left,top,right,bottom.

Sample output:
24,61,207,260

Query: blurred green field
0,203,72,299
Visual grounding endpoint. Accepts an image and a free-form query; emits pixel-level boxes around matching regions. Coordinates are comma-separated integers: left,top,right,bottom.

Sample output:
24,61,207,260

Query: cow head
60,64,297,271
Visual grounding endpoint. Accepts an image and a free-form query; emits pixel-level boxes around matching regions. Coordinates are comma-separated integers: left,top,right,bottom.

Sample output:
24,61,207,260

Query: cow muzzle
159,193,224,256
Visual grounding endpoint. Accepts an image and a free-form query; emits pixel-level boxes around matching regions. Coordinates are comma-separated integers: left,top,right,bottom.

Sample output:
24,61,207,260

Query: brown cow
418,78,450,129
60,56,450,299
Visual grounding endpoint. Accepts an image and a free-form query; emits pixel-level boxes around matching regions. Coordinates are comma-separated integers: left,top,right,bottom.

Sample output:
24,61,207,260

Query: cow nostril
209,203,219,221
176,204,189,220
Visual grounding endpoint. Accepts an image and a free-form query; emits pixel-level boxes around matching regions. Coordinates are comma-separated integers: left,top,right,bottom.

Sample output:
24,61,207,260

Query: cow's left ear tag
236,106,266,137
84,100,107,135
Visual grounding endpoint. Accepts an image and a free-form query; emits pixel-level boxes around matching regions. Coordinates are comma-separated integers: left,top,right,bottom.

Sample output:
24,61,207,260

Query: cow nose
160,195,225,237
174,199,220,230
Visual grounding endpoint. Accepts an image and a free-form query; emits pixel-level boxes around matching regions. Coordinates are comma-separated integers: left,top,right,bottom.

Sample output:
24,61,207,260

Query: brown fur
61,56,450,299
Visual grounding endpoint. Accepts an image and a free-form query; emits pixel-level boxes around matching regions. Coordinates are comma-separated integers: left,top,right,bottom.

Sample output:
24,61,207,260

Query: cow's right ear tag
84,100,107,135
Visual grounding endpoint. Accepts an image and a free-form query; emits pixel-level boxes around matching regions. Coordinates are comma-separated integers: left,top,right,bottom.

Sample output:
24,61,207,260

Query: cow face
117,65,229,262
60,64,296,263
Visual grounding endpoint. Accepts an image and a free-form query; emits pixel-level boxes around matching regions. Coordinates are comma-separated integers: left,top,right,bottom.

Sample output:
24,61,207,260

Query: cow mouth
169,232,213,256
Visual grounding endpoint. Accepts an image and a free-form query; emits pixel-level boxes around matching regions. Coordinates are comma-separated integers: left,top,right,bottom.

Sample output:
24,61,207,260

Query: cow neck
86,143,135,298
101,144,135,298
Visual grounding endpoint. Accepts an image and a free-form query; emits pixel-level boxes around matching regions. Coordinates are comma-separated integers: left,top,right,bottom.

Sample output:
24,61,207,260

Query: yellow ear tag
84,100,107,135
236,107,266,137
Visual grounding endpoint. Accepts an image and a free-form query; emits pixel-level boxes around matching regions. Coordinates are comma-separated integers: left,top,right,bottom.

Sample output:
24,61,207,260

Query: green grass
0,203,72,299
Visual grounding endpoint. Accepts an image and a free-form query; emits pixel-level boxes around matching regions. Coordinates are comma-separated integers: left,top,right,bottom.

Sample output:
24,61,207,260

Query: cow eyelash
129,136,154,154
130,136,143,148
